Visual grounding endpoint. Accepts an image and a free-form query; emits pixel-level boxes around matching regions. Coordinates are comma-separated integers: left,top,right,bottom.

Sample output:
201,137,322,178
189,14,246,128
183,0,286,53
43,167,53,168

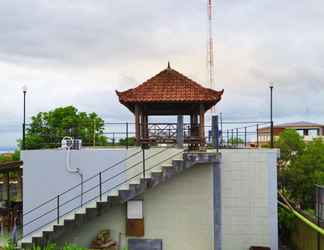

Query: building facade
258,121,324,145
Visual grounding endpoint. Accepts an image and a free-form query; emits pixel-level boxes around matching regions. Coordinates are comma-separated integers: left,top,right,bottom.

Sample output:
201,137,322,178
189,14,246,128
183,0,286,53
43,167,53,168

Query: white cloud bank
1,0,324,147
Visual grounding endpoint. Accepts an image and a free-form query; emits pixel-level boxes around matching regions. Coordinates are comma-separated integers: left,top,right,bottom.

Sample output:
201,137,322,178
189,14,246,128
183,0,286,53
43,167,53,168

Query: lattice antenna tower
207,0,216,112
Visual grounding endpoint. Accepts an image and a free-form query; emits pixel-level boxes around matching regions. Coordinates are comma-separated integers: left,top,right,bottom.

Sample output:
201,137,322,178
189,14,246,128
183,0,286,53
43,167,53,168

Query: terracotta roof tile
116,67,224,103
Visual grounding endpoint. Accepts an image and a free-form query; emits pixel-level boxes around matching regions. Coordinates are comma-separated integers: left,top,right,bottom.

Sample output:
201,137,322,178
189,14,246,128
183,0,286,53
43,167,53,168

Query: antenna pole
207,0,215,113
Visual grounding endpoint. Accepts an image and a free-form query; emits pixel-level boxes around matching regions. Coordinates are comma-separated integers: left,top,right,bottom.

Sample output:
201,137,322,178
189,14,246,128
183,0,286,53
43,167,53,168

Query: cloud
0,0,324,146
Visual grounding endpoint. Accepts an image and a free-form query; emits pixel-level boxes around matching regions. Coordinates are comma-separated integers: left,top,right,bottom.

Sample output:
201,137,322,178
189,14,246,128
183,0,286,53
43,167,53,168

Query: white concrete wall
139,164,214,250
55,164,214,250
22,148,278,250
220,149,278,250
21,146,182,237
22,148,128,236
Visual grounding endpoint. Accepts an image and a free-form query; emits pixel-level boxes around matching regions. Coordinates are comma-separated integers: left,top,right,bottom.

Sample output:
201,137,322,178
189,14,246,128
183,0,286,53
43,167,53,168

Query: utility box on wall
127,200,144,237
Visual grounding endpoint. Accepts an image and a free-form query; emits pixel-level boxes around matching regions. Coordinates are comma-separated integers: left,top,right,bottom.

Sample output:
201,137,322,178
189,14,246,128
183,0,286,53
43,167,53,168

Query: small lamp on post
22,85,28,150
269,83,274,148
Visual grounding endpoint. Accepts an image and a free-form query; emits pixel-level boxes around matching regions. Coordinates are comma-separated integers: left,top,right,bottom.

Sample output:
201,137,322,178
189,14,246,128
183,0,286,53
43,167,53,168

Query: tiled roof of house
275,121,324,128
116,65,224,104
258,121,324,131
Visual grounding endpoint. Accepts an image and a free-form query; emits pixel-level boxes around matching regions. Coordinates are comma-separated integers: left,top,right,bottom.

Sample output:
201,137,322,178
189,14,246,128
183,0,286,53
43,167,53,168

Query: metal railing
23,119,272,150
214,121,272,149
20,146,183,240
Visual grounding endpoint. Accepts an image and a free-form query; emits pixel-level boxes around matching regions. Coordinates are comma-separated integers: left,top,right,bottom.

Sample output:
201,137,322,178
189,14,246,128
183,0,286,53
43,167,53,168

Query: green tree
275,129,305,165
282,139,324,209
119,137,136,146
24,106,108,149
0,151,20,162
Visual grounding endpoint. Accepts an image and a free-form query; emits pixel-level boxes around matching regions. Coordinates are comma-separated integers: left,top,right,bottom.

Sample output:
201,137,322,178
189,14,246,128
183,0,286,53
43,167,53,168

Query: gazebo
116,63,223,147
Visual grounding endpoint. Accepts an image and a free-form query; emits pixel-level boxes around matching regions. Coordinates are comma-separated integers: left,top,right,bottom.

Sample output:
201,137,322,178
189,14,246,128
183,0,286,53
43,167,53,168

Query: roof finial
167,61,171,69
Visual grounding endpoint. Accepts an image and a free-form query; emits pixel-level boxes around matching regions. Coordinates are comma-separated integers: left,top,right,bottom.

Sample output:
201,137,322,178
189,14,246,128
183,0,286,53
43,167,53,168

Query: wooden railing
0,161,23,172
142,123,200,144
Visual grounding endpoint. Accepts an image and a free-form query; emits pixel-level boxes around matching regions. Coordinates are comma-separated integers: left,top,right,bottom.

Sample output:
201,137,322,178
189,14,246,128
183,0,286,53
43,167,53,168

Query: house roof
258,121,324,131
275,121,324,128
116,64,224,105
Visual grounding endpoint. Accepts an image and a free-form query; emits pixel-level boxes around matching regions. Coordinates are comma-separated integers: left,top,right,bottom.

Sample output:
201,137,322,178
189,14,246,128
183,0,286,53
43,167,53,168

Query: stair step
119,190,133,202
53,224,64,232
172,159,185,172
32,236,43,247
21,242,33,249
107,195,121,206
140,178,152,189
129,183,140,191
150,172,163,187
162,166,176,179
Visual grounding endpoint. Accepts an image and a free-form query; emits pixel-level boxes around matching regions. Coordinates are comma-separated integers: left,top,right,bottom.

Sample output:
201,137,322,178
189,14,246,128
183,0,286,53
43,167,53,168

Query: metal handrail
20,146,175,239
23,150,143,216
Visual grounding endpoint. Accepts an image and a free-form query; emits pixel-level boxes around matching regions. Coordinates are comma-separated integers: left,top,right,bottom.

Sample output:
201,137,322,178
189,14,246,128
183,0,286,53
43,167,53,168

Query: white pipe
62,137,79,173
62,137,84,206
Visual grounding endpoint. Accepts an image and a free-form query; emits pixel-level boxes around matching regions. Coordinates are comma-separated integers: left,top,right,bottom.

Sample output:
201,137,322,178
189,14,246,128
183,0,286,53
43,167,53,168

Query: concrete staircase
20,151,219,249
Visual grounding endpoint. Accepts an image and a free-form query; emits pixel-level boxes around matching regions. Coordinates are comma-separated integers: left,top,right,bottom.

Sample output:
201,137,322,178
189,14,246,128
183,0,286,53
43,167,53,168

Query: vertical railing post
22,89,26,150
99,172,102,201
244,127,247,147
57,195,60,224
212,116,219,152
126,122,129,149
22,123,26,150
142,145,146,178
236,128,239,148
270,85,274,148
256,124,259,148
220,112,223,146
227,130,229,147
112,132,115,145
231,129,234,148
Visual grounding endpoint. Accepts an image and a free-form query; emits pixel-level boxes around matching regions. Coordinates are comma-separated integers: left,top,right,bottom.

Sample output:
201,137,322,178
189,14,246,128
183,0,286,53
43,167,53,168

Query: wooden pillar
193,114,199,136
143,115,149,140
190,114,199,137
140,113,148,141
135,104,140,145
140,112,144,140
190,114,194,137
199,104,205,145
16,169,22,202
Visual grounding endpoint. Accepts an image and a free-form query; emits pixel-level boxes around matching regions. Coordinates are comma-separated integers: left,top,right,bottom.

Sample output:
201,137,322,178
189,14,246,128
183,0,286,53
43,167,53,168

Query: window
296,130,304,137
309,129,319,137
127,200,143,219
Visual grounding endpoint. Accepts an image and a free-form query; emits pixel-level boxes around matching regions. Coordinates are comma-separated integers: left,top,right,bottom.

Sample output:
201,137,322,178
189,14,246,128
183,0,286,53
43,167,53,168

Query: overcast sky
1,0,324,147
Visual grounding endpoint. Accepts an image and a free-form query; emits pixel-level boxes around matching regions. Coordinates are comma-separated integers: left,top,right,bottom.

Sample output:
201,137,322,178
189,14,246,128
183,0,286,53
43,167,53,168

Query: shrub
4,239,15,250
62,244,87,250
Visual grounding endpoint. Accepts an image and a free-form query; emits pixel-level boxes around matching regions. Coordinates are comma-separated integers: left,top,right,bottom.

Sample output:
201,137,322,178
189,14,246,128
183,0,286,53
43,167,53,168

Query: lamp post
270,83,274,148
22,85,27,150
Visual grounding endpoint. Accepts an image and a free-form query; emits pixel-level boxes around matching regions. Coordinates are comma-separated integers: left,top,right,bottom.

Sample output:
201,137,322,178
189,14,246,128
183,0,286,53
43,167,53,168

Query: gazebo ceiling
116,64,224,115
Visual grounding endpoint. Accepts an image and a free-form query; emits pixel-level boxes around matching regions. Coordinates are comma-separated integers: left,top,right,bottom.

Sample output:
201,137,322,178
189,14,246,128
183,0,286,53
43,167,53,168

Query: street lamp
269,83,274,148
22,85,28,150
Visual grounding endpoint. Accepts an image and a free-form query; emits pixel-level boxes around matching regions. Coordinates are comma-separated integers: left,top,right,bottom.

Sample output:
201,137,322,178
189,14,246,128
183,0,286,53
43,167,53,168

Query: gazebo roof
116,64,224,115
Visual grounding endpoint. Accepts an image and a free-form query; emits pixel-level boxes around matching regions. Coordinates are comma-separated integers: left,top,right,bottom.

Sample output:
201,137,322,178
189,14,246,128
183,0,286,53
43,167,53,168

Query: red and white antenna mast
207,0,215,112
